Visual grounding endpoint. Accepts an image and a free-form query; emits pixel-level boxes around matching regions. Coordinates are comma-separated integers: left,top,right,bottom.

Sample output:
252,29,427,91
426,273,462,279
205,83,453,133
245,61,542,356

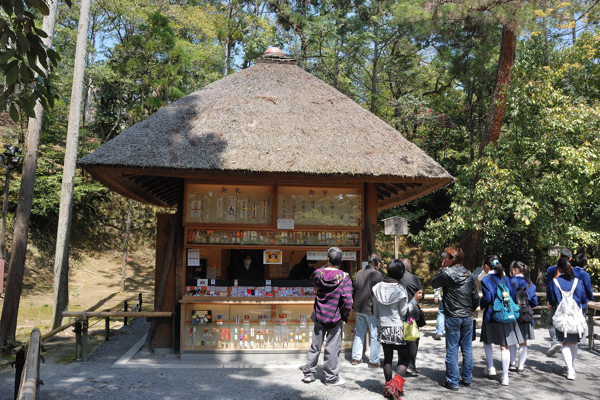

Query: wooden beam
380,183,399,195
377,185,393,198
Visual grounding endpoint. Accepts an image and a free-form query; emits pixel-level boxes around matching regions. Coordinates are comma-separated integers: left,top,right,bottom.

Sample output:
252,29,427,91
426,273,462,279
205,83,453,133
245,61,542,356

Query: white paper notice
187,249,200,266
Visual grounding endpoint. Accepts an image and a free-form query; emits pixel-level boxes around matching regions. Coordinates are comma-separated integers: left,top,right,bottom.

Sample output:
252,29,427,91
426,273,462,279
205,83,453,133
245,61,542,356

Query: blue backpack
486,275,520,323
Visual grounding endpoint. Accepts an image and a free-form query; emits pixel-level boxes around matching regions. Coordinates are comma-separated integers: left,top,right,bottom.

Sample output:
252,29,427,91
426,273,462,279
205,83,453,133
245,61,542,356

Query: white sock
501,349,510,379
518,346,528,369
509,344,517,364
561,345,573,371
570,344,578,368
484,344,494,369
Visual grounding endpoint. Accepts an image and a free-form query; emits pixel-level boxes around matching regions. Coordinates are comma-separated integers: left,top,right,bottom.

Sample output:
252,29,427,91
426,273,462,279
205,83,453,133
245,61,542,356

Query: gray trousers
548,305,559,345
302,320,343,383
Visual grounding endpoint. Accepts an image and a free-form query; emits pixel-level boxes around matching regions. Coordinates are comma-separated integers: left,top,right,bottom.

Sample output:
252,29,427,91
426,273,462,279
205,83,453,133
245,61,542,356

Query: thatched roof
79,48,453,210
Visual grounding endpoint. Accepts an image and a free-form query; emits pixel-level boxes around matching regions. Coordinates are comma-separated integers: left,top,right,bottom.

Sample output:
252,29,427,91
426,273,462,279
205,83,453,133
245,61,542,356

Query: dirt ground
0,246,156,370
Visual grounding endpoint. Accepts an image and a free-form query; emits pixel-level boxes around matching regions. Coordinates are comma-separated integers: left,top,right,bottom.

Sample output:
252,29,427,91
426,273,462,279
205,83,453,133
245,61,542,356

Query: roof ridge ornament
258,47,296,65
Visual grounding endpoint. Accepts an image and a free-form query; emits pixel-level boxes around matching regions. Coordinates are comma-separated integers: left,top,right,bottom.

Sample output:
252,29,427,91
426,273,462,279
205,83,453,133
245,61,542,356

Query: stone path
1,320,599,400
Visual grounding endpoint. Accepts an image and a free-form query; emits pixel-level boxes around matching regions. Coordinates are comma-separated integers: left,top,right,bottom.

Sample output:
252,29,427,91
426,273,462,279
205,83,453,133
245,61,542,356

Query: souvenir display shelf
186,229,361,247
180,297,356,352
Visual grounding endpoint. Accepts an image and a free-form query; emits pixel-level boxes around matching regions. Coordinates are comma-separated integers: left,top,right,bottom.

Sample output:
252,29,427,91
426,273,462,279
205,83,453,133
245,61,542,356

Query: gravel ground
1,319,599,400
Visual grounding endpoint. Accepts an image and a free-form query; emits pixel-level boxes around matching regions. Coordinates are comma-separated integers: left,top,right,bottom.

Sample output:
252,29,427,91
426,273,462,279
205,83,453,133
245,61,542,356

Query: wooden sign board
383,216,408,235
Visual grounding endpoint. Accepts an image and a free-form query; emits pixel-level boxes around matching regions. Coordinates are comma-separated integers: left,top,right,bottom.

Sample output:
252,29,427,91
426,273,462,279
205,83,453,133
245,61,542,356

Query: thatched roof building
79,48,453,210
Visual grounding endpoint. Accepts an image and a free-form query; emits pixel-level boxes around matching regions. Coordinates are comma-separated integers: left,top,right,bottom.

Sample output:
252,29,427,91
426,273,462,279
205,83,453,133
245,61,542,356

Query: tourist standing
545,249,573,356
480,256,523,386
434,251,447,341
431,247,479,391
547,257,588,380
373,259,423,399
302,247,353,386
508,261,537,373
399,257,423,375
351,253,383,367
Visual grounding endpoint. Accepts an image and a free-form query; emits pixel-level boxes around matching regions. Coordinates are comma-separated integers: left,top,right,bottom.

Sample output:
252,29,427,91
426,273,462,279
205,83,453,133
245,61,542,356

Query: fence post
82,318,88,362
588,307,595,350
74,321,82,361
104,309,110,341
138,293,143,312
124,300,128,326
13,348,25,400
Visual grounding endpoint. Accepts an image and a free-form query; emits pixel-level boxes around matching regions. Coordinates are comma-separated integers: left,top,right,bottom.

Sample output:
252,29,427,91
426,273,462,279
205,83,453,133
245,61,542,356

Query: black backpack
512,281,533,323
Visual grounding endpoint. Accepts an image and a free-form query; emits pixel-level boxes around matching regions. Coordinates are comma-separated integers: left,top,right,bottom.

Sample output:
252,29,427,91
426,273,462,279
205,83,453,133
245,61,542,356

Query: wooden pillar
362,183,378,264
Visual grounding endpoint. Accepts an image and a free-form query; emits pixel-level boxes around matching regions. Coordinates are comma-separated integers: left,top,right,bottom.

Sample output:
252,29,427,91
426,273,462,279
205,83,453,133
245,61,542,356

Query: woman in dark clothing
479,256,523,386
509,261,537,373
547,257,588,380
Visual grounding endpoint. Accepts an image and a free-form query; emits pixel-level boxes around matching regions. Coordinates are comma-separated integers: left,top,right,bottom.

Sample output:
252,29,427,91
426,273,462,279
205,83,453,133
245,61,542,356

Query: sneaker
509,361,517,372
351,359,362,365
484,367,497,377
302,375,316,383
501,377,509,386
547,343,562,356
434,333,443,340
459,379,471,387
368,362,381,368
567,370,576,380
326,378,346,386
517,367,525,374
440,381,458,391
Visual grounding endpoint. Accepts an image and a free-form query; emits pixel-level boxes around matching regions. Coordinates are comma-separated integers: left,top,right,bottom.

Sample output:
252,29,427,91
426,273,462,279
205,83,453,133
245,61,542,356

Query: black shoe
407,367,420,375
459,380,471,387
440,381,458,391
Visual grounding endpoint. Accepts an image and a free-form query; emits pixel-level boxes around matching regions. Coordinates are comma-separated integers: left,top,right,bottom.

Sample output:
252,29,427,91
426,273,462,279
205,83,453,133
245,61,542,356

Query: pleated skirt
517,321,535,341
480,320,524,346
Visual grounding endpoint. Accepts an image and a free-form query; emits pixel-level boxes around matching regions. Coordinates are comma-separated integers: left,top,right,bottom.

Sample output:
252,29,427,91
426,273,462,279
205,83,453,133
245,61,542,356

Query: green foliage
1,336,22,353
415,34,600,268
0,0,69,121
588,258,600,289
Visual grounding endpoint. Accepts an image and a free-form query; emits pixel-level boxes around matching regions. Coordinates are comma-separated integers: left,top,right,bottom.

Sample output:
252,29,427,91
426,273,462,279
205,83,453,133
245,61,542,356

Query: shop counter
180,296,356,353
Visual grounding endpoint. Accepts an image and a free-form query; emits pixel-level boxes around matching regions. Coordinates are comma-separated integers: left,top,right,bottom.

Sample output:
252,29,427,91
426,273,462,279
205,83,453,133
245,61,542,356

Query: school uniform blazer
546,274,587,309
546,266,593,306
510,275,538,322
480,273,517,323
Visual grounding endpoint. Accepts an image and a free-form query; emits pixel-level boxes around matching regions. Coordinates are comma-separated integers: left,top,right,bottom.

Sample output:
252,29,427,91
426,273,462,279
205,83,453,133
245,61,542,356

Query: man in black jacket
432,247,479,391
399,258,423,375
350,254,383,367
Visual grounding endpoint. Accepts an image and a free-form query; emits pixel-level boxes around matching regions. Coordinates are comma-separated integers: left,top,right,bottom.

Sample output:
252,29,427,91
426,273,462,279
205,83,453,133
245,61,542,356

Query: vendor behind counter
288,255,317,280
229,250,264,280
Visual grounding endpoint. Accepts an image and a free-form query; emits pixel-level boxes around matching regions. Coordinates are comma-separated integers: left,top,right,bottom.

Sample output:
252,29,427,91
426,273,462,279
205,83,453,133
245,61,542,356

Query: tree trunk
121,200,133,293
478,24,517,158
370,24,380,114
224,0,234,77
0,0,59,346
51,0,92,329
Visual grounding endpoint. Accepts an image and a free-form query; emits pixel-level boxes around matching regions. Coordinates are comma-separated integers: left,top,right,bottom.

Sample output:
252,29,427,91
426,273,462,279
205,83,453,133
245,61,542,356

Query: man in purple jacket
302,247,353,386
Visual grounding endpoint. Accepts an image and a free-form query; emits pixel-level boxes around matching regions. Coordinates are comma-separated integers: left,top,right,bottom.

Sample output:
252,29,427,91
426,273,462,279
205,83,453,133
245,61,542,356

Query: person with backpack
547,257,588,380
508,261,537,373
479,256,523,386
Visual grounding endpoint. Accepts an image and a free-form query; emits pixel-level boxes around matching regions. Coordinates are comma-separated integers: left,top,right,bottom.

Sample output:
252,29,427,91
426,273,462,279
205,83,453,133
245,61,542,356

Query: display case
180,298,356,352
186,229,361,247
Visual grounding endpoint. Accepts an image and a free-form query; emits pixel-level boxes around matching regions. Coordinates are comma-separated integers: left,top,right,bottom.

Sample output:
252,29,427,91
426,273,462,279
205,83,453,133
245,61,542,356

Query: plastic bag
403,318,420,341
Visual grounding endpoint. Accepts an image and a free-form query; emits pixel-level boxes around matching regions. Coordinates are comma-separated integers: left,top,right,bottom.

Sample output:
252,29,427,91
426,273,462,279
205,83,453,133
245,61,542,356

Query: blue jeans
436,302,445,336
351,313,381,364
444,316,473,387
